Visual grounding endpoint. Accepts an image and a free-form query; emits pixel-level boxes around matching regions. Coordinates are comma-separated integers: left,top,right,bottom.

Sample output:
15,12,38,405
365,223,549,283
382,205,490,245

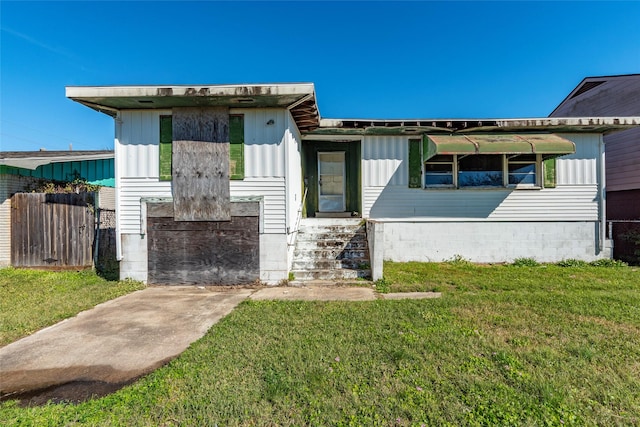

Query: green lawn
1,262,639,426
0,268,145,346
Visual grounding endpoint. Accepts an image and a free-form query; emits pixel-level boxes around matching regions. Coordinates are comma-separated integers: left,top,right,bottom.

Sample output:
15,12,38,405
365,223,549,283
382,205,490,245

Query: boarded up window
543,158,556,188
158,114,245,181
159,115,173,181
229,115,245,180
408,139,421,188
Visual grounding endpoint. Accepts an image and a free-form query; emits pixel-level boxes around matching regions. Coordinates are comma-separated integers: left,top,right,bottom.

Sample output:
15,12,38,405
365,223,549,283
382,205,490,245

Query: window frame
506,154,541,188
422,153,544,190
424,154,456,188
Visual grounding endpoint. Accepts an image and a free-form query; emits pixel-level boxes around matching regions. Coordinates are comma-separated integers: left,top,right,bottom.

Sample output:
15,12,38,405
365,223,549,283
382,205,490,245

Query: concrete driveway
0,286,252,402
0,284,437,404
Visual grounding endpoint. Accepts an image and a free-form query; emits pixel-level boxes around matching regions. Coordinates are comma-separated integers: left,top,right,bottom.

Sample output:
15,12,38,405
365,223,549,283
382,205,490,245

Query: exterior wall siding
364,186,598,221
362,134,602,221
115,108,292,282
116,108,291,234
604,128,640,192
284,112,303,265
0,159,114,183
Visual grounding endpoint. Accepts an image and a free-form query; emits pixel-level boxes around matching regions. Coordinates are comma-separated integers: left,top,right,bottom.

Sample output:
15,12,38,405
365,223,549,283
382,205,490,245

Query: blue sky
1,1,639,152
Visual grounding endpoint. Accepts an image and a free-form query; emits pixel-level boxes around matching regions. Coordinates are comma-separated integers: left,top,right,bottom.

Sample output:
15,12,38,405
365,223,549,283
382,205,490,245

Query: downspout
599,134,606,253
115,111,123,261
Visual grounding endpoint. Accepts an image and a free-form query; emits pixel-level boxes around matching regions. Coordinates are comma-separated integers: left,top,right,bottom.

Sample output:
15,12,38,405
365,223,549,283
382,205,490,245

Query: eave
304,117,640,136
0,150,114,170
66,83,321,132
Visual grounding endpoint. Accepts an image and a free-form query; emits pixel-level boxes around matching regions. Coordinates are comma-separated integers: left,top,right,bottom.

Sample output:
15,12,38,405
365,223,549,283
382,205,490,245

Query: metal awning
424,134,576,160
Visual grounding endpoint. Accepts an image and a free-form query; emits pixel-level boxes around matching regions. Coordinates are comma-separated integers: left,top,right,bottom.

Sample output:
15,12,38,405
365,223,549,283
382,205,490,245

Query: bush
512,258,540,267
556,259,588,267
446,254,473,266
588,259,628,268
374,278,391,293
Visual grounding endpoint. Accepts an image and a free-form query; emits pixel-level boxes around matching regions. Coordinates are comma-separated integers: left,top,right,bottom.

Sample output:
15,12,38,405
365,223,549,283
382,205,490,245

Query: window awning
423,134,576,160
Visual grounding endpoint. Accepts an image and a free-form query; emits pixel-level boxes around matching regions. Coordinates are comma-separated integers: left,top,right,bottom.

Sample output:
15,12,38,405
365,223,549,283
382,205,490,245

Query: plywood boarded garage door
147,213,259,285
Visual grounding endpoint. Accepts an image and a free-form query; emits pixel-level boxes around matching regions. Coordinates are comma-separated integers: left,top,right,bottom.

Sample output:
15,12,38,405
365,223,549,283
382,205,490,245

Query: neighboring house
550,74,640,236
66,84,639,284
0,150,115,267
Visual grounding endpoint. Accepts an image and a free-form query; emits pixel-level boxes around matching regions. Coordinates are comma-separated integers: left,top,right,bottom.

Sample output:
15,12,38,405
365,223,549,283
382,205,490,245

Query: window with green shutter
229,115,245,180
408,138,422,188
158,114,245,181
543,157,556,188
159,115,173,181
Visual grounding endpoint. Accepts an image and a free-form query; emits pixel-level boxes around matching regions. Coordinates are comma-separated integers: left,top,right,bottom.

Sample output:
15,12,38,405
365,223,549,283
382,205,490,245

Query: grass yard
1,262,639,426
0,268,145,346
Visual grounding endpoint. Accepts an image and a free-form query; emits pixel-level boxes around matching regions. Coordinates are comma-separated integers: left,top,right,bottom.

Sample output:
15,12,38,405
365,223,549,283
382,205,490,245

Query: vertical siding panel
557,134,598,185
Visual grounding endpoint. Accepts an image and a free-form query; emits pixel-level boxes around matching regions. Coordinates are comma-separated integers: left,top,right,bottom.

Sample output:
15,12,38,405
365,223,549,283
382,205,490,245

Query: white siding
117,108,289,180
115,108,291,237
240,109,288,178
556,133,599,186
362,134,602,221
231,178,286,234
285,112,303,232
118,177,286,234
118,110,167,179
362,136,407,186
364,186,598,221
118,178,172,234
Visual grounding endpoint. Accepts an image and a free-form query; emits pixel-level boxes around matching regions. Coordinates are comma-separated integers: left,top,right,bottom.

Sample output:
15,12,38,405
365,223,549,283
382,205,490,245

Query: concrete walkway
0,285,440,403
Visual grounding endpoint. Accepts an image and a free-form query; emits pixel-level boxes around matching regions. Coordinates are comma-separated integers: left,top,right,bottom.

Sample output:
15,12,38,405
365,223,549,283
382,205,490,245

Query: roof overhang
308,117,640,136
66,83,320,132
424,134,576,160
0,150,113,170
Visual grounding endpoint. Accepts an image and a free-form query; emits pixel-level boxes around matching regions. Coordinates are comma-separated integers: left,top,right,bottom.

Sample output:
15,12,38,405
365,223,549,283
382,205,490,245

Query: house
66,84,639,284
0,150,115,267
550,74,640,261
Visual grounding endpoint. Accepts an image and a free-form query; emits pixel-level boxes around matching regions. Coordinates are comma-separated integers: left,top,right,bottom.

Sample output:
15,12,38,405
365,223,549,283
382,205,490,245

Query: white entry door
318,152,346,212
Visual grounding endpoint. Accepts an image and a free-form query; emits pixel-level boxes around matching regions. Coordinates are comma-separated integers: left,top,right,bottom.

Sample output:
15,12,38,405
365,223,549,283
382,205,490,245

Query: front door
318,151,346,212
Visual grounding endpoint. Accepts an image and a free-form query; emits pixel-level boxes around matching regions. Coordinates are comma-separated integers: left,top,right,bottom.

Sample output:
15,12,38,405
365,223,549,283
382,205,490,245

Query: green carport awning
423,134,576,160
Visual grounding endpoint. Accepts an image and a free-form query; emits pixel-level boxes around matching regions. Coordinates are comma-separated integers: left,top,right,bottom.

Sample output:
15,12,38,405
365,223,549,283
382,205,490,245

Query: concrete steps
290,218,371,283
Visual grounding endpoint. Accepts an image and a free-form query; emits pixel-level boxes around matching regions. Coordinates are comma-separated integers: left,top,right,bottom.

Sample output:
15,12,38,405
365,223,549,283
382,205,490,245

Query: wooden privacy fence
11,192,95,269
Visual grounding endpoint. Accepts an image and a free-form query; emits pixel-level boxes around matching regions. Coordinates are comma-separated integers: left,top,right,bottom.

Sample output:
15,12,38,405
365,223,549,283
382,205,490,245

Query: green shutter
543,157,556,188
408,139,422,188
229,115,244,180
159,116,172,181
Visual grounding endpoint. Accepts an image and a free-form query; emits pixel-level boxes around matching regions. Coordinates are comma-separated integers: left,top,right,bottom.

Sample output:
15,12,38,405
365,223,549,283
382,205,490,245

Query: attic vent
138,100,154,104
570,81,605,99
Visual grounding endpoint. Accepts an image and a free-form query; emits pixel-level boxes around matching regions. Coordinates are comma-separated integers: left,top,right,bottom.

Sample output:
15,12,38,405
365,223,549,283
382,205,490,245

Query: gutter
599,134,606,253
114,112,123,262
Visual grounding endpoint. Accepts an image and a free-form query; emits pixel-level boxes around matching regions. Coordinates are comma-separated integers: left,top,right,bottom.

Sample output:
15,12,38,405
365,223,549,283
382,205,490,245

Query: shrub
588,259,628,267
512,258,540,267
446,254,472,266
374,278,391,293
556,259,588,267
